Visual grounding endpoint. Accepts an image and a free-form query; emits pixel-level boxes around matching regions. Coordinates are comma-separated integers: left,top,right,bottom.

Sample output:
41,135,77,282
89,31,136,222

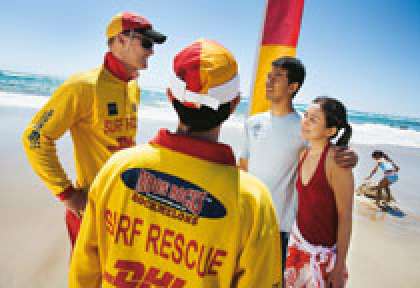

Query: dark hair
372,150,388,160
171,99,232,132
313,96,352,147
272,56,306,97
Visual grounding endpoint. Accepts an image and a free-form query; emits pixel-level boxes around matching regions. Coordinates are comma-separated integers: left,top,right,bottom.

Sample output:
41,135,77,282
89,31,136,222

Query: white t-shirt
241,111,304,232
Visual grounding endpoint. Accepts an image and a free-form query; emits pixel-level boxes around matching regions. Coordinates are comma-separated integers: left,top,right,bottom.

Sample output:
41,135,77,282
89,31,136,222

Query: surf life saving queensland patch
121,168,227,225
28,109,54,149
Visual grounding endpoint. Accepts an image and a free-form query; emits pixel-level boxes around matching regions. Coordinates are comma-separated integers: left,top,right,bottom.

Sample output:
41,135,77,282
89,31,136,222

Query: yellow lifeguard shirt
69,129,281,287
22,64,140,198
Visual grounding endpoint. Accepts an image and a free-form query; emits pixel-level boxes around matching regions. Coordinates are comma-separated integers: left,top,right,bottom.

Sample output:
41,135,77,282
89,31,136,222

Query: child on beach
284,97,354,288
366,150,399,207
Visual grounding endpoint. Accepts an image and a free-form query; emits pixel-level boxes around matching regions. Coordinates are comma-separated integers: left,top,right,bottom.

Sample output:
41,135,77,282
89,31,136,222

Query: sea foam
2,91,420,148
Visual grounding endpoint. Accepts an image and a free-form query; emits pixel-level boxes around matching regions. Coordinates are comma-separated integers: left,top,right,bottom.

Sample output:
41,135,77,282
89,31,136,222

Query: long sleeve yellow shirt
22,65,140,198
69,129,281,288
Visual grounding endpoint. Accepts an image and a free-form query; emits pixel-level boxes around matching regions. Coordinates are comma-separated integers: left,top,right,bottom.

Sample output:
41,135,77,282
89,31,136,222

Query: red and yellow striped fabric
106,12,152,39
174,39,238,95
168,39,239,110
249,0,305,115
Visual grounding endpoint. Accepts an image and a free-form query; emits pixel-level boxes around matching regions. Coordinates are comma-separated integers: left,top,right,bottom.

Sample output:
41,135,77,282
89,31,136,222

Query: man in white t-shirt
239,57,358,274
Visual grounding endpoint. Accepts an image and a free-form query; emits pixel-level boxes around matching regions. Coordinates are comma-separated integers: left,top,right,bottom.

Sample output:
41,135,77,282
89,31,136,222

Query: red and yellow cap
106,12,166,44
168,39,240,110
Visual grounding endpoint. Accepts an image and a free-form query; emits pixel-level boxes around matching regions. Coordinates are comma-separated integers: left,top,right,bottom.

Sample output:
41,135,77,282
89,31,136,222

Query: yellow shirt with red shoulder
22,52,140,199
69,129,282,288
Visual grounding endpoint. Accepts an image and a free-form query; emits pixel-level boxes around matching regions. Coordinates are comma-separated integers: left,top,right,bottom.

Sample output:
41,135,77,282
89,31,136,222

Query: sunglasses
122,30,154,50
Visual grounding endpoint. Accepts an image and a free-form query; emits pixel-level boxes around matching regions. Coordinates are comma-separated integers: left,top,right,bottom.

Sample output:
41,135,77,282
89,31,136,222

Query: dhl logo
104,259,186,288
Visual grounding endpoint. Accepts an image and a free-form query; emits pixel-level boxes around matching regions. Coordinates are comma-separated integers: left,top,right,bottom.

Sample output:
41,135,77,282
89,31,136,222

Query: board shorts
65,209,81,250
385,174,398,184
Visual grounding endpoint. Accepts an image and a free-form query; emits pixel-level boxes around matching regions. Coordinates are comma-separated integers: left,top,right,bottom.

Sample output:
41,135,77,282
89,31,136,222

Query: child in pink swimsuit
285,97,354,288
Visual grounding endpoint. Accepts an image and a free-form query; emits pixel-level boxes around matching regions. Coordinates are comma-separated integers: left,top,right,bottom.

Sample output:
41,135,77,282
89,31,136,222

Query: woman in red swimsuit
285,97,354,288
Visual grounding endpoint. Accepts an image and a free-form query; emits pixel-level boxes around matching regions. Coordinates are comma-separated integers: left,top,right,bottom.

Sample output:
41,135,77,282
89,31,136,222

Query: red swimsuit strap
298,143,331,184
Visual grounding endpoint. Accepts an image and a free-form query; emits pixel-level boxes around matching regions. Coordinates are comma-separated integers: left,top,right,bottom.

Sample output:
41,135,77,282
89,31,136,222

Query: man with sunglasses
22,12,166,250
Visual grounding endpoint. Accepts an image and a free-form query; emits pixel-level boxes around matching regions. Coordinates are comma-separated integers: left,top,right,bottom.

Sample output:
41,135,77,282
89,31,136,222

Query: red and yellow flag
249,0,305,115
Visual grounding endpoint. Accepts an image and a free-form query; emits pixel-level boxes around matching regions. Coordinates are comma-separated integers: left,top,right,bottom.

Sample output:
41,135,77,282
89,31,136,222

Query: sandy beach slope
1,106,419,287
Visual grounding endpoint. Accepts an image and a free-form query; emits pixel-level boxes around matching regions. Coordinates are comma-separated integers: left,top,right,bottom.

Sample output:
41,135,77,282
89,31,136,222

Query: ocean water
2,68,420,148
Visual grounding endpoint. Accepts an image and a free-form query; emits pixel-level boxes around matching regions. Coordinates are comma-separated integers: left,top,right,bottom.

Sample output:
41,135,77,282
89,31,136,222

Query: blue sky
1,0,419,117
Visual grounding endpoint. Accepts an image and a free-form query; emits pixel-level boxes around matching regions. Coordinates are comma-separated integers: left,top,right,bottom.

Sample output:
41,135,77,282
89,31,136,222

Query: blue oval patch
121,168,226,218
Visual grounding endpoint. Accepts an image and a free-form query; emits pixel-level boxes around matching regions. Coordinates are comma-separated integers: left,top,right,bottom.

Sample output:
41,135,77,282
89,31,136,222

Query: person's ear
230,94,241,113
166,88,175,102
116,34,124,44
288,82,299,96
326,126,337,138
116,33,130,48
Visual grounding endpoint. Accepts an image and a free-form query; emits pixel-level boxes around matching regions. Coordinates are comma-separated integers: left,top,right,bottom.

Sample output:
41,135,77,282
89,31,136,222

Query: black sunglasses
122,30,154,50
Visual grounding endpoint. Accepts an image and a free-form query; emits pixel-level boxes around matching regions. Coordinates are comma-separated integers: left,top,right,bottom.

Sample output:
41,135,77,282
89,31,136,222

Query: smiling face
265,66,291,102
123,33,154,70
111,32,154,71
301,103,337,142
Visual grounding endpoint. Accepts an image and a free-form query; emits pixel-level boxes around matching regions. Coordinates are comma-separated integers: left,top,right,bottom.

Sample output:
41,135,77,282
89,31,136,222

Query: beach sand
1,105,419,287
